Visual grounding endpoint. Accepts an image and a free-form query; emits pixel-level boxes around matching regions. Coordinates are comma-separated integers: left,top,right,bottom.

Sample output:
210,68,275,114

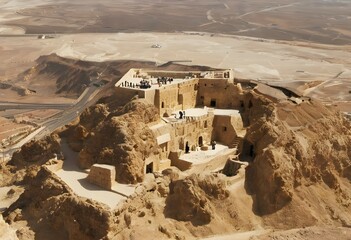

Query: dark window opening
223,126,227,132
161,102,165,108
204,120,208,128
210,99,216,107
146,162,153,173
198,136,203,146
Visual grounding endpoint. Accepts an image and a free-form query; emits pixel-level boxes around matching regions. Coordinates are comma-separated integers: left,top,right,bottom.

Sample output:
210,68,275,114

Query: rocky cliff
106,169,258,240
11,134,63,167
4,167,113,240
244,93,351,227
66,98,161,184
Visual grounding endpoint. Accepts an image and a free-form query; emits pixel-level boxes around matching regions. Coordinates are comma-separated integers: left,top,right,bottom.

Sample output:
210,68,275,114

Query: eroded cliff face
107,170,257,240
11,134,63,167
165,173,229,225
4,167,113,240
244,94,351,227
0,134,64,186
66,98,160,184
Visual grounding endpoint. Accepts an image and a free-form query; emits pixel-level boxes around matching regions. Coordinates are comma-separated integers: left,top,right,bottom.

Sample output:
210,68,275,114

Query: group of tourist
121,81,135,88
157,77,174,85
121,76,176,89
121,80,152,89
139,79,152,89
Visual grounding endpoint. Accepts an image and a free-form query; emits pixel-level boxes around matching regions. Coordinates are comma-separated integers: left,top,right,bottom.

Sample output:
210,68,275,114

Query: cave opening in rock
240,139,255,162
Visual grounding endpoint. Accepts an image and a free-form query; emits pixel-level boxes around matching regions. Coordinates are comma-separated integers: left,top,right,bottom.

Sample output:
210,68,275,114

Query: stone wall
212,114,244,146
169,113,214,153
197,80,243,109
212,115,237,146
87,164,116,190
156,79,199,116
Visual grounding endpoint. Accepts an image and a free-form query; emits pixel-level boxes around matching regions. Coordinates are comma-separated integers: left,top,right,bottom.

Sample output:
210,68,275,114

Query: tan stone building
115,68,245,172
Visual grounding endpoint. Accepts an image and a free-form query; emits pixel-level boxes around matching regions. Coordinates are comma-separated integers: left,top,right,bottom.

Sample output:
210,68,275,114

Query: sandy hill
7,54,216,99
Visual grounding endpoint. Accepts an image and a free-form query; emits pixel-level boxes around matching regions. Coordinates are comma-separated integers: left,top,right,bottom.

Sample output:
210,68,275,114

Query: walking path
52,140,135,209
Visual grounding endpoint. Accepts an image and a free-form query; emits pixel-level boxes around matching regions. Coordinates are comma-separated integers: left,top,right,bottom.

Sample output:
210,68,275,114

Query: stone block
87,164,115,190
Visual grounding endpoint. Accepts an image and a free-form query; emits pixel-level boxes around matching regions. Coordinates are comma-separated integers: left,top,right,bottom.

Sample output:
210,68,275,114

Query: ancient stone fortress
114,68,246,176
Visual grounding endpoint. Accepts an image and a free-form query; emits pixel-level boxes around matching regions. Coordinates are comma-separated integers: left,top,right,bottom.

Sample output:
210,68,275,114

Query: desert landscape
0,0,351,239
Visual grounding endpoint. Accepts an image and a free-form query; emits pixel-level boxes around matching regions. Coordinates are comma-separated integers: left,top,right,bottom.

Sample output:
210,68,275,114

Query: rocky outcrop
68,99,160,184
4,167,112,240
10,134,63,167
65,104,109,152
244,94,351,221
165,173,229,225
0,163,17,187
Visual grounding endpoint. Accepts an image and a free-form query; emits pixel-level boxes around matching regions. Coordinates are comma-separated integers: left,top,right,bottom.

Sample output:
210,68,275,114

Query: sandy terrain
0,32,350,109
0,117,34,145
14,109,62,124
1,0,351,45
0,1,350,110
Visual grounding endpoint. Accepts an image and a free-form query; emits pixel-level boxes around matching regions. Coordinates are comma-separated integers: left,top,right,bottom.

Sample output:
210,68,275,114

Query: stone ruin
87,164,116,190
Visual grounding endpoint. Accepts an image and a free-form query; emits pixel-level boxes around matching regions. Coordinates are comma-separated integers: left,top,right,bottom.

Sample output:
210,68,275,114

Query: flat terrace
179,143,231,165
118,75,195,91
163,107,240,123
52,141,135,209
116,68,233,91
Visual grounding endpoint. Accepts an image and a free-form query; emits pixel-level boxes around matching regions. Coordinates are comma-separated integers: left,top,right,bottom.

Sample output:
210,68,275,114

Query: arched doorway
146,162,153,173
198,136,203,146
185,141,190,153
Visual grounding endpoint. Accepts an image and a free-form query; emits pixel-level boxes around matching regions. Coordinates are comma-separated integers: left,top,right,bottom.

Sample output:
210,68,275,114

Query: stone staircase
229,136,242,154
